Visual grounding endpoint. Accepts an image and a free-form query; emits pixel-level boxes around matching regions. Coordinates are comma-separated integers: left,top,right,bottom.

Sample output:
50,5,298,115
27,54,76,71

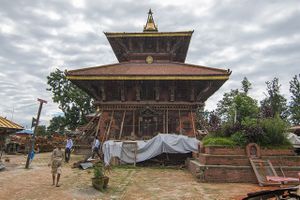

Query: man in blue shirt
65,135,73,163
92,136,101,159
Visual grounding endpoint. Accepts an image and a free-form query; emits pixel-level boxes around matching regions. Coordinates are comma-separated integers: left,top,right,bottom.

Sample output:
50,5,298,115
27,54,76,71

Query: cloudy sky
0,0,299,128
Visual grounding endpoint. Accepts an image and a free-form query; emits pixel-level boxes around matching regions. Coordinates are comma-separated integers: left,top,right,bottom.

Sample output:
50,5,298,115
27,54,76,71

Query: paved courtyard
0,153,268,200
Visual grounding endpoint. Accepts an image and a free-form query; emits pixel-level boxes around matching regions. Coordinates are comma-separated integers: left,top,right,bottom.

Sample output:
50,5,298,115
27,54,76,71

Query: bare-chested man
49,145,64,187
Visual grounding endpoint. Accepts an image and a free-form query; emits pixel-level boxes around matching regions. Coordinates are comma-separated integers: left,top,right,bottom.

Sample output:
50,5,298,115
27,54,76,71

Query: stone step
198,153,300,166
187,158,300,183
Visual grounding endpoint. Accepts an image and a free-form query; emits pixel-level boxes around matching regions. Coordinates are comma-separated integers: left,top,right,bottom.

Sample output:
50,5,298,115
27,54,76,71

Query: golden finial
143,9,158,32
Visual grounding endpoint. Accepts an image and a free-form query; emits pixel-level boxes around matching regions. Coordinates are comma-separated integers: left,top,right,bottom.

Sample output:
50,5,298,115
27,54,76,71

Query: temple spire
143,9,158,32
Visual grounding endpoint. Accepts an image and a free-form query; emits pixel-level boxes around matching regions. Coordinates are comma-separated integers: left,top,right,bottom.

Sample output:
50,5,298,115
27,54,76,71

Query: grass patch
203,137,236,147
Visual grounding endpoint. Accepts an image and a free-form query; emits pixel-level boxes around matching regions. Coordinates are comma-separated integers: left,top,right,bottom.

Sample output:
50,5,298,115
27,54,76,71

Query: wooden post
191,110,196,137
166,109,169,134
119,111,126,139
105,110,114,141
179,110,182,134
25,98,47,169
95,113,102,137
163,110,165,133
138,117,141,136
132,111,135,136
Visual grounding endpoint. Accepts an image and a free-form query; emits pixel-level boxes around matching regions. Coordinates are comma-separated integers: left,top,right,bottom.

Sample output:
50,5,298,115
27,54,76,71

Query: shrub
260,116,290,146
203,137,236,147
94,162,104,178
221,122,243,137
230,131,247,146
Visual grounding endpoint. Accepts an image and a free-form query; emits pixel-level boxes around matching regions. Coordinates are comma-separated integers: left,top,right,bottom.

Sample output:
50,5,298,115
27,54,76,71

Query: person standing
92,136,101,159
65,136,73,163
48,145,64,187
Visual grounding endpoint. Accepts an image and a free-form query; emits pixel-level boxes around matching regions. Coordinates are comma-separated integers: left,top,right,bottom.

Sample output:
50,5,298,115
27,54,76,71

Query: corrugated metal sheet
0,116,23,130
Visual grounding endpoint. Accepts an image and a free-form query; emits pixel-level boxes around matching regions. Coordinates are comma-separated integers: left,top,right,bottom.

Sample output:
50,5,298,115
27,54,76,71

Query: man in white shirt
65,135,73,163
92,136,101,159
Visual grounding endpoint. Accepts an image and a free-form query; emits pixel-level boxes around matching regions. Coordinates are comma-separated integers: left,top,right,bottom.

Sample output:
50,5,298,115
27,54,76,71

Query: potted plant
92,162,109,191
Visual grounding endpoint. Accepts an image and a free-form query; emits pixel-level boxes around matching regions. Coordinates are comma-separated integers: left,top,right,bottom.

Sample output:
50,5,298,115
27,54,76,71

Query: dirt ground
0,153,268,200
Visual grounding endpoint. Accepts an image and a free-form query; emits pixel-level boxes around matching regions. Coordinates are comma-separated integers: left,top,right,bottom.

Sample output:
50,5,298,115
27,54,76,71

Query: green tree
289,74,300,125
216,89,239,122
47,69,94,130
232,93,259,124
260,77,288,119
47,116,66,134
216,78,258,124
241,77,252,94
35,125,47,136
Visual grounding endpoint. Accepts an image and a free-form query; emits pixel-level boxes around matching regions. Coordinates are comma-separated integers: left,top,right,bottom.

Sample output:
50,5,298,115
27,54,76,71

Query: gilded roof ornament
143,9,158,32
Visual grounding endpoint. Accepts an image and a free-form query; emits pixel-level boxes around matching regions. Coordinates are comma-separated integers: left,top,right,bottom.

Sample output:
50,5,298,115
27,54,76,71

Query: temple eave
66,75,230,81
104,31,194,38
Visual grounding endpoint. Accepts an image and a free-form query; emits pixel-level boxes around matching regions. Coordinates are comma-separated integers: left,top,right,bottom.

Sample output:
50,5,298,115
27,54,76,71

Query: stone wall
187,145,300,183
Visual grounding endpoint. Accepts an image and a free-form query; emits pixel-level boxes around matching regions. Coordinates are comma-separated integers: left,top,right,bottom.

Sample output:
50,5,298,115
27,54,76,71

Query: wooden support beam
190,110,196,137
179,110,182,134
132,110,135,136
163,110,165,133
95,113,102,137
105,110,114,141
166,109,169,134
119,110,126,140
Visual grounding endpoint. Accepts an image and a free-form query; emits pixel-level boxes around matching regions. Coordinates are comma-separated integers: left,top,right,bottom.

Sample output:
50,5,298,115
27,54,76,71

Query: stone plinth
187,145,300,183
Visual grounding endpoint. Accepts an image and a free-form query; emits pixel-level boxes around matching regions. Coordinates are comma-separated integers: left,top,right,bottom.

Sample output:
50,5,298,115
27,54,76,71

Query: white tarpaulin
102,134,199,166
287,132,300,148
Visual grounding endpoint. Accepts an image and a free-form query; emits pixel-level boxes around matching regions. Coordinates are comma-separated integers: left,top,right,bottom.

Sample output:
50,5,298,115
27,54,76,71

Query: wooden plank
249,158,281,186
119,111,126,140
95,114,102,137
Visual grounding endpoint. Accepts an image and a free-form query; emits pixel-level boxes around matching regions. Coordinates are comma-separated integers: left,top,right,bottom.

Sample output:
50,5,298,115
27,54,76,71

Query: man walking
65,135,73,163
49,144,64,187
92,136,101,159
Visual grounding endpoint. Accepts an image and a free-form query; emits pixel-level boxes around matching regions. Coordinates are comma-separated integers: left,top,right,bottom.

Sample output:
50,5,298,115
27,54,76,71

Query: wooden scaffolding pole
95,114,102,137
190,110,196,137
105,110,114,141
119,111,126,139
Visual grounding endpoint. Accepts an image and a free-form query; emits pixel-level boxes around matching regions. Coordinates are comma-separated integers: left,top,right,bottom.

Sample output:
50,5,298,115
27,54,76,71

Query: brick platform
187,145,300,183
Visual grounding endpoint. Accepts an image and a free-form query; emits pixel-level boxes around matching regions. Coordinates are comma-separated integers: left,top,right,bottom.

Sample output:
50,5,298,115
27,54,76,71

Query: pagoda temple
66,10,231,140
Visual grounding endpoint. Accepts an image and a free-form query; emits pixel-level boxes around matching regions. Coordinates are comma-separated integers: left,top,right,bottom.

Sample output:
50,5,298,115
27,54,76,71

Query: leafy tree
289,74,300,125
260,78,288,119
216,89,239,122
35,125,47,136
47,116,66,134
232,93,259,124
241,77,252,94
47,69,94,130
